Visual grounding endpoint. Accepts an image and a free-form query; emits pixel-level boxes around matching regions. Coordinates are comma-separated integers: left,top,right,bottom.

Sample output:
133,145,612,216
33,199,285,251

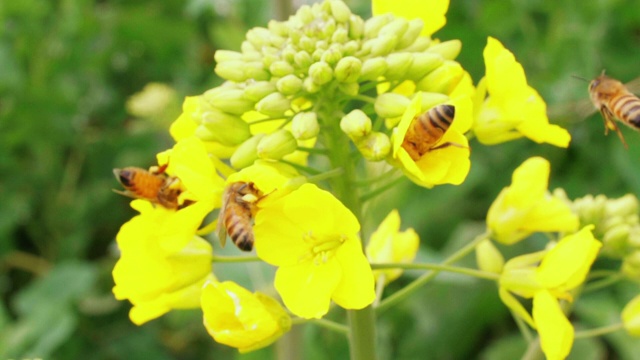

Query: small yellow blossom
622,294,640,336
253,183,375,319
474,37,571,147
389,92,472,188
487,157,579,245
112,200,214,325
366,209,419,284
372,0,450,37
532,290,574,360
201,280,291,353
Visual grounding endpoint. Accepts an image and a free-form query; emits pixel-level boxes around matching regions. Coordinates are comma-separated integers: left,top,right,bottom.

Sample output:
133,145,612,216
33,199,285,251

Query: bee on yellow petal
113,165,182,210
401,104,466,161
217,182,264,251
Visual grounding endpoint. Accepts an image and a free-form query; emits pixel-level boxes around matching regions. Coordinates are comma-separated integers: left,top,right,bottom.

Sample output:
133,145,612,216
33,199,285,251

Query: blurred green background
2,0,640,359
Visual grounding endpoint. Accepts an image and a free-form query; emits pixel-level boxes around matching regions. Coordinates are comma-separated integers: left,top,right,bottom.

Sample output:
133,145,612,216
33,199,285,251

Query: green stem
359,176,405,203
370,262,500,281
376,232,489,314
583,273,625,293
574,323,624,339
296,146,330,155
306,167,345,183
278,159,322,175
351,94,377,103
513,312,534,343
211,255,261,263
291,318,350,336
353,168,400,186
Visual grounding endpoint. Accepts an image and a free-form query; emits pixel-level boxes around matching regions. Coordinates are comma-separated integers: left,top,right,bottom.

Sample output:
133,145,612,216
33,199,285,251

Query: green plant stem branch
376,231,489,314
351,94,377,104
520,338,543,360
359,175,405,203
296,146,330,155
321,101,376,360
574,323,624,339
583,273,625,293
353,168,400,186
278,159,322,175
306,167,345,184
370,262,500,281
513,312,534,343
211,255,261,263
291,317,350,336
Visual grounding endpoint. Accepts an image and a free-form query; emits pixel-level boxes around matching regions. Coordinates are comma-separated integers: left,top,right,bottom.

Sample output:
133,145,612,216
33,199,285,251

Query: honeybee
589,72,640,148
113,165,182,209
217,182,263,252
402,104,464,161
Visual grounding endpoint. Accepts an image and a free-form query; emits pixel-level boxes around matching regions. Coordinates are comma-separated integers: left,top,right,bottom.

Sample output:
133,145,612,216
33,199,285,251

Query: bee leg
430,141,470,152
601,107,628,149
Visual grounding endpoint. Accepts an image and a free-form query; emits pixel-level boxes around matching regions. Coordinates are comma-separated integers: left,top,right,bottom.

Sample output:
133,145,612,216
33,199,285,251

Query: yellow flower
499,226,601,360
366,209,419,284
253,183,375,319
389,92,472,188
622,294,640,336
112,200,214,325
487,157,579,245
473,37,571,147
371,0,450,37
201,280,291,353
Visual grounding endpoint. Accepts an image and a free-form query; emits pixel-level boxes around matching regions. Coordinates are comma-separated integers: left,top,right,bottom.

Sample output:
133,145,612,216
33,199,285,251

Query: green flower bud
475,239,505,274
356,132,391,161
270,60,295,77
378,18,409,40
603,223,631,257
359,57,388,81
343,40,360,56
348,14,365,39
303,77,321,93
375,93,411,118
397,19,424,49
573,194,607,231
335,56,362,83
299,36,316,53
255,92,291,117
364,13,393,39
244,81,277,102
321,45,343,66
331,27,349,44
364,34,398,57
246,27,271,48
312,48,325,62
329,0,351,22
385,52,413,80
406,53,444,81
309,61,334,85
415,60,464,94
339,82,359,96
242,51,262,62
321,18,338,40
198,110,251,146
268,19,289,37
606,194,639,218
428,40,462,60
276,75,303,95
297,5,314,24
241,41,257,53
215,60,248,82
403,36,431,52
340,109,372,139
204,88,255,115
316,40,329,50
622,257,640,280
257,129,297,160
291,112,319,140
281,45,297,64
244,61,270,81
294,51,313,69
230,134,265,169
420,92,450,112
214,50,243,63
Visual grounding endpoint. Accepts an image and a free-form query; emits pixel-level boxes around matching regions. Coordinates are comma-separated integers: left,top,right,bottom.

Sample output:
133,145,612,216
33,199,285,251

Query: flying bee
217,182,263,252
401,104,466,161
113,165,182,209
588,72,640,148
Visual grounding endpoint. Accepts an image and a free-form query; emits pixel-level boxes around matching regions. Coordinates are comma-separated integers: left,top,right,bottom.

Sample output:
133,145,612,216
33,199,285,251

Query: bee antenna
571,75,590,83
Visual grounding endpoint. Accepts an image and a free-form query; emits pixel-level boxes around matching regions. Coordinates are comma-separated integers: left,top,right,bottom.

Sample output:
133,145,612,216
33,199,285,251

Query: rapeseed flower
253,183,375,319
371,0,450,37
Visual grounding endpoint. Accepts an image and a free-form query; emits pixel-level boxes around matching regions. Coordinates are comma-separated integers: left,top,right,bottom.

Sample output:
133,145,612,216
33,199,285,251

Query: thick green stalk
321,106,377,360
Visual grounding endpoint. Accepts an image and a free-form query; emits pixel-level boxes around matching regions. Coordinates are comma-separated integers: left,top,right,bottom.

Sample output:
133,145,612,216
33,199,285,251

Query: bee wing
112,189,138,199
624,76,640,94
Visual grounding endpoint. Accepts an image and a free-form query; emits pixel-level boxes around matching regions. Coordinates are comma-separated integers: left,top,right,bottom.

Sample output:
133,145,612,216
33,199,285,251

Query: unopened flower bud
241,41,256,53
428,40,462,60
331,27,349,44
603,223,631,257
243,61,270,81
309,61,334,85
246,27,271,48
348,15,365,39
385,52,413,80
364,13,393,39
365,34,398,57
397,19,424,49
294,51,313,69
359,57,388,81
356,132,391,161
270,60,295,77
622,294,640,336
303,77,321,93
416,61,464,94
339,82,359,96
606,194,639,218
321,45,343,66
340,109,372,139
623,251,640,280
276,75,303,95
204,88,255,116
329,0,351,22
321,19,338,40
215,60,248,82
403,36,431,52
299,36,315,53
375,93,411,118
378,18,409,39
244,81,277,102
335,56,362,83
199,110,251,146
214,50,243,63
297,5,314,24
406,53,444,81
343,40,359,55
291,112,319,140
475,239,505,274
230,134,265,169
257,129,297,160
255,93,291,117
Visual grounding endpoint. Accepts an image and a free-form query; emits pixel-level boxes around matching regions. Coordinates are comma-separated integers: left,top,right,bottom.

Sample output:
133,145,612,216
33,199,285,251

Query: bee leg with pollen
601,106,628,149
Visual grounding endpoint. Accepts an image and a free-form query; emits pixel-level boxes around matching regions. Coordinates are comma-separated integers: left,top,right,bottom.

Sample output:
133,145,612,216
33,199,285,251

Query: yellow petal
533,290,574,360
372,0,450,36
169,96,199,141
332,238,376,309
622,294,640,336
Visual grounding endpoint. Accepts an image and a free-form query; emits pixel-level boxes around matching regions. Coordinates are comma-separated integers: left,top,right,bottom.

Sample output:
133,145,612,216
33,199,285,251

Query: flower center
302,231,346,265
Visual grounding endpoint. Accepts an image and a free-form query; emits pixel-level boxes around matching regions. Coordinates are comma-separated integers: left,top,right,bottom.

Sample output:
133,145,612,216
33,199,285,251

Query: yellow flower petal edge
372,0,450,37
533,290,574,360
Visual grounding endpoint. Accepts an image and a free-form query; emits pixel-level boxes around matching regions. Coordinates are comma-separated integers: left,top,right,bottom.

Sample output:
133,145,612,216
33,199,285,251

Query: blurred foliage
1,0,640,359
